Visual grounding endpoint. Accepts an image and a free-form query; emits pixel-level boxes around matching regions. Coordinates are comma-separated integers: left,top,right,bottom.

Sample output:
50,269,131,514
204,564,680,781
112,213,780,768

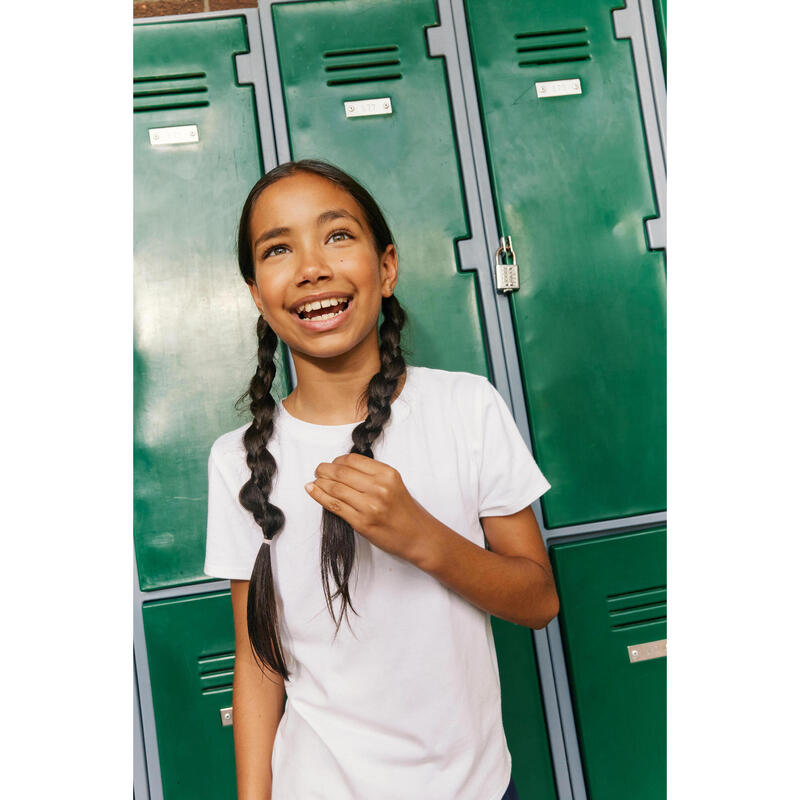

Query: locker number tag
149,125,199,146
536,79,582,99
627,639,666,663
344,98,393,118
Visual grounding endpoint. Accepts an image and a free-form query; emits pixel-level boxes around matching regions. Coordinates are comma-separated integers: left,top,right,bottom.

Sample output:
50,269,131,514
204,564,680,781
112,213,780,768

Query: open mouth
295,296,351,321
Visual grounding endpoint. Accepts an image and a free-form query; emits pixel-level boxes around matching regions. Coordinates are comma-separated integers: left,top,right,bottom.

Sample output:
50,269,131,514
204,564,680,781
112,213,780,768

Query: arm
230,580,286,800
307,456,560,629
411,505,559,629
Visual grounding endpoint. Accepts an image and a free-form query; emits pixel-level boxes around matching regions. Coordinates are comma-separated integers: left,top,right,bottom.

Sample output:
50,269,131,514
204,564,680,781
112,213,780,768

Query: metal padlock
494,236,519,293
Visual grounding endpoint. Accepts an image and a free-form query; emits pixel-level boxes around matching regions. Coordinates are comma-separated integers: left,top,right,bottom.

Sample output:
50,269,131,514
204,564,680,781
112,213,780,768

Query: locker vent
515,27,591,68
323,45,402,87
133,72,209,113
607,585,666,632
198,650,235,695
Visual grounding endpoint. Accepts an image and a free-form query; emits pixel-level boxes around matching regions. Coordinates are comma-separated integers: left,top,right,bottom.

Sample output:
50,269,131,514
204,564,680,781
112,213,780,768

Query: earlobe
380,244,399,297
247,280,265,316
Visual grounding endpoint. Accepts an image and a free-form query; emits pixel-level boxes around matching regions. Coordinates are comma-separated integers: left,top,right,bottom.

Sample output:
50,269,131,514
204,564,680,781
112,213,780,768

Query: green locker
550,528,666,800
464,0,667,529
134,17,290,592
142,591,238,800
269,2,556,797
271,0,489,377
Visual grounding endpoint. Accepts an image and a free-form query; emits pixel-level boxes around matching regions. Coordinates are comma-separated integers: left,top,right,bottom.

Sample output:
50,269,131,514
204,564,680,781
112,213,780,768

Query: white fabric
204,367,550,800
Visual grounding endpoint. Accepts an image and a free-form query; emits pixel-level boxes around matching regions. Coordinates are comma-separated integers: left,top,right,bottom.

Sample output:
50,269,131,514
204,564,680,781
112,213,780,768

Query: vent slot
607,585,667,632
323,45,402,87
133,71,209,113
515,27,591,68
198,650,235,695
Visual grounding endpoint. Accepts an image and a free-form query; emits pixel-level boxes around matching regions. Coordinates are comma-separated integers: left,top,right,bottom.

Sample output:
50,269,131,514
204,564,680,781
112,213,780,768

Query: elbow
528,587,560,630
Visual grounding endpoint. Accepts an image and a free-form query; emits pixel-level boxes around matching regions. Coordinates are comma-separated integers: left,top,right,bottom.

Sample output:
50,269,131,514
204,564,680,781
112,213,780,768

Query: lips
291,296,354,332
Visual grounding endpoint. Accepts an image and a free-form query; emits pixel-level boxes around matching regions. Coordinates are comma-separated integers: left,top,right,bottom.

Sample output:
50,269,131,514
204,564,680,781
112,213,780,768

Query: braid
239,316,288,678
320,295,407,631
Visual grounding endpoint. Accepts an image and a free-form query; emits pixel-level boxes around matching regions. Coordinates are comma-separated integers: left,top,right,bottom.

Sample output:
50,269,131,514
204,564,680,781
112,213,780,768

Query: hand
305,453,429,564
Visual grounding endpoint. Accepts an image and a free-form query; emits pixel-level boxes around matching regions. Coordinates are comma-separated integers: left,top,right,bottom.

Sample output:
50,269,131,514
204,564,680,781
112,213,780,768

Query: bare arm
230,579,286,800
411,505,560,629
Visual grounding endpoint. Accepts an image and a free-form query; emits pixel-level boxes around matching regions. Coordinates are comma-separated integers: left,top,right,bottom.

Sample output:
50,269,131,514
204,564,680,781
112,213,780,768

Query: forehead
250,172,365,230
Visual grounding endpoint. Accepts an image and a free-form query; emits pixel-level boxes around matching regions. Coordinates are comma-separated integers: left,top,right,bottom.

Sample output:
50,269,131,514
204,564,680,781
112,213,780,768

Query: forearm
232,660,285,800
408,511,559,628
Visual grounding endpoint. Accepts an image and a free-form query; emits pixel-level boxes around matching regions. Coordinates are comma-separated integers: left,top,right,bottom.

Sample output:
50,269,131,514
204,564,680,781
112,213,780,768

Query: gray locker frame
133,9,279,800
133,2,667,798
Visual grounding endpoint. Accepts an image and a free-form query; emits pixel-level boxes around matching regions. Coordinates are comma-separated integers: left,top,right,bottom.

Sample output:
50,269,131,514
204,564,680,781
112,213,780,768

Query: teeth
297,296,349,314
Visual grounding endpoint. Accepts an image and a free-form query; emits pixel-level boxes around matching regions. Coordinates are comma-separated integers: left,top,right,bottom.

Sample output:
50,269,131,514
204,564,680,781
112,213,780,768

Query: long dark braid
238,316,288,677
320,294,406,631
236,159,404,678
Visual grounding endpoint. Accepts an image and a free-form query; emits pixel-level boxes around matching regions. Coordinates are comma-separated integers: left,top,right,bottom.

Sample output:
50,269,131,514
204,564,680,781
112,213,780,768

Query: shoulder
209,421,251,473
407,366,490,398
405,366,493,422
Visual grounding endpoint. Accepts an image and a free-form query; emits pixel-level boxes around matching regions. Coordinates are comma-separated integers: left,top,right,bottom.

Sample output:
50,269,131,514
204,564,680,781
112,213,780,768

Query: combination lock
494,236,519,293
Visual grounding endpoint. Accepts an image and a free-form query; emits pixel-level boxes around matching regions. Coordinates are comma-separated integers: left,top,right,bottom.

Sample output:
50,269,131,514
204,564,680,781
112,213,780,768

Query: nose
294,244,333,286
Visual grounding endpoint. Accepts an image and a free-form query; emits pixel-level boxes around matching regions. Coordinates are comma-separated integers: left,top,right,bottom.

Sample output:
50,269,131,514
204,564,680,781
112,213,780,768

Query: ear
379,244,398,298
247,280,265,316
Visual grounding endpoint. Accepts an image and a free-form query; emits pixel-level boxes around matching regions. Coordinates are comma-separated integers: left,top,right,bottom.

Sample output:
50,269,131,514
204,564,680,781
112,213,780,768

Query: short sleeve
204,441,263,580
476,378,551,517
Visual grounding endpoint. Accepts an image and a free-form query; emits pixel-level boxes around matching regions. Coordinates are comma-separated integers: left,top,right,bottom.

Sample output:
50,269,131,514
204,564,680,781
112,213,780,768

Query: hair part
236,160,406,678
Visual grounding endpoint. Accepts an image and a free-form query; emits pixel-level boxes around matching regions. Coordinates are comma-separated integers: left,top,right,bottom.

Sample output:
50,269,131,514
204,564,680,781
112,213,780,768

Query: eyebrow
252,208,364,249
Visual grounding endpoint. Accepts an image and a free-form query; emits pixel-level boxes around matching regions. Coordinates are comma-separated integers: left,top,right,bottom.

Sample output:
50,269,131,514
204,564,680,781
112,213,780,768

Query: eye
327,229,354,243
262,243,289,259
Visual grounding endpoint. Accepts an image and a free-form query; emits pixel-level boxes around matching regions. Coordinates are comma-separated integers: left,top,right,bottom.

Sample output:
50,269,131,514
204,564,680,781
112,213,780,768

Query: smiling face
246,171,397,362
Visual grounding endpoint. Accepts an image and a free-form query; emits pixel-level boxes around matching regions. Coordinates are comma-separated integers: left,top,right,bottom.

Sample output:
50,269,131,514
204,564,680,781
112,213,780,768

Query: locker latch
495,236,519,293
220,706,233,726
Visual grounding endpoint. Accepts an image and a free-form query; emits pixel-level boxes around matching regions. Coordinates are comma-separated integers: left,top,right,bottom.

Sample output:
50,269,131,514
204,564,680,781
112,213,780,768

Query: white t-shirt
204,366,550,800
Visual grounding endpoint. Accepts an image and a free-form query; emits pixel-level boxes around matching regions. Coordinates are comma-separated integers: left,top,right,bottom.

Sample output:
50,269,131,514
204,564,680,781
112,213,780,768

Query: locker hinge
495,236,519,293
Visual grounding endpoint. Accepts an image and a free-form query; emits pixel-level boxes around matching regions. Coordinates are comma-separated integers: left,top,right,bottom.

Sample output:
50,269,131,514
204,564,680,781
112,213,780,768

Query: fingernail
304,482,314,492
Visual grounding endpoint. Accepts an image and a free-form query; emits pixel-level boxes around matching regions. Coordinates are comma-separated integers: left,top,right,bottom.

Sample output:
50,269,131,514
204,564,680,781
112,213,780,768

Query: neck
286,330,401,425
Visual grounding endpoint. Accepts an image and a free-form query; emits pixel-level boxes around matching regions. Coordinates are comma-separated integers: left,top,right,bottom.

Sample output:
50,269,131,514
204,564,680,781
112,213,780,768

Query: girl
204,160,559,800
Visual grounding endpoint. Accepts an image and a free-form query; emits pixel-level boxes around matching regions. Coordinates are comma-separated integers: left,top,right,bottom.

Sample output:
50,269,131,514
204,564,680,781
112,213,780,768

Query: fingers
314,461,374,492
304,478,362,526
331,453,382,475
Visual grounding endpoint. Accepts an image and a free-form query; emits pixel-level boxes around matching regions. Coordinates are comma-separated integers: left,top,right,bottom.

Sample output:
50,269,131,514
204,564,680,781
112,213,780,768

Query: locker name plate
148,125,199,146
344,98,393,118
535,79,582,99
628,639,666,663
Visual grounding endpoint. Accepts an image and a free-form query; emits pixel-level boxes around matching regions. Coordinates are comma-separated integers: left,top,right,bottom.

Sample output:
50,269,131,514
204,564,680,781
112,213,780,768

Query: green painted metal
134,17,290,591
464,0,666,528
142,591,238,800
491,618,557,800
652,0,667,76
272,3,554,796
271,0,489,378
551,528,666,800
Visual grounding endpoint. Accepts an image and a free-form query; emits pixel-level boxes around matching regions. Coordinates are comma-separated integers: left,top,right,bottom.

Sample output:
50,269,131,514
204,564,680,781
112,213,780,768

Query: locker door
134,17,290,591
464,0,666,528
550,528,666,800
269,3,556,798
270,0,489,377
142,592,239,800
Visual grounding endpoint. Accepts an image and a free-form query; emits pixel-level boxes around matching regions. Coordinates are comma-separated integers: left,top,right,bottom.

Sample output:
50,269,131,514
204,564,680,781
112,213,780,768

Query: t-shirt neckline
275,366,416,443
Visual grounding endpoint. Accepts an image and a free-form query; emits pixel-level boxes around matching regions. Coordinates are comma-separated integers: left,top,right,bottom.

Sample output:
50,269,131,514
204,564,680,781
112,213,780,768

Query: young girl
204,160,559,800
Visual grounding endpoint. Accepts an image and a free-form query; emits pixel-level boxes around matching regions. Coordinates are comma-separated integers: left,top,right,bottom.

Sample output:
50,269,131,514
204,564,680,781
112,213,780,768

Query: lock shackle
495,235,516,265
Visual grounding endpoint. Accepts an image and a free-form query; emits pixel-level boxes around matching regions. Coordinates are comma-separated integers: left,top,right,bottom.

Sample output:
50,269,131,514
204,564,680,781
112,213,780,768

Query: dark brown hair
236,160,406,679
